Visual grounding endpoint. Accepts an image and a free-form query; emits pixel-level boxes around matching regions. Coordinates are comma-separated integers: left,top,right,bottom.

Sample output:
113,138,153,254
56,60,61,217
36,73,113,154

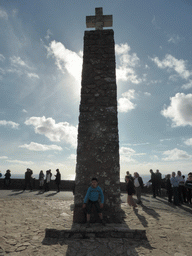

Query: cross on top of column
86,7,113,30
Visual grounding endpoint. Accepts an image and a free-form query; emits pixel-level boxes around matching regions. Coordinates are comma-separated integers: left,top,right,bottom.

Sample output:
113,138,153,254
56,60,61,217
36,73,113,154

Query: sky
0,0,192,180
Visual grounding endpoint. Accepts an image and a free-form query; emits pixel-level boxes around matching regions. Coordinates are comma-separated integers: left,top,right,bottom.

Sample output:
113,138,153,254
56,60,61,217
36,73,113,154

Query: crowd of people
124,169,192,209
1,168,192,206
165,171,192,206
23,168,61,193
148,169,192,205
0,168,61,193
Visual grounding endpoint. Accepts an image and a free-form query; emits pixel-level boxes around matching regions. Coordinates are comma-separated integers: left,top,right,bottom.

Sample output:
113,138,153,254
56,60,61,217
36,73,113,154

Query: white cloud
22,109,27,113
161,93,192,127
0,156,8,159
118,89,136,113
0,9,8,20
162,148,191,161
151,54,192,80
7,68,23,76
115,43,141,84
68,154,76,160
19,142,63,151
0,54,5,62
6,160,34,165
144,92,151,97
0,120,19,129
45,29,53,41
27,73,39,79
150,155,159,160
182,80,192,90
168,35,183,44
0,67,5,74
10,56,30,68
25,116,77,148
184,138,192,146
120,146,145,163
47,40,82,83
160,138,171,142
120,147,136,163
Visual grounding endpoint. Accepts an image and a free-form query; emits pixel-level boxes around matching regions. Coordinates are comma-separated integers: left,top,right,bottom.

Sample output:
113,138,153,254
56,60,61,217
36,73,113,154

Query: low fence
0,178,153,194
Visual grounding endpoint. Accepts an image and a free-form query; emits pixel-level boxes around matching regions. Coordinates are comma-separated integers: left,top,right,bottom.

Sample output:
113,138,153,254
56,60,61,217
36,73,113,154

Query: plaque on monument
73,8,122,223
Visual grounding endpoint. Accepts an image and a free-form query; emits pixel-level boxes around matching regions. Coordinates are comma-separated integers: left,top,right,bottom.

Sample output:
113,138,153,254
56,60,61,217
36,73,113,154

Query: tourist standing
39,170,45,190
4,169,11,188
133,172,144,204
166,174,172,203
156,169,162,196
170,172,180,206
125,171,133,182
149,169,157,198
55,169,61,192
45,170,52,192
176,171,184,204
185,174,192,204
125,175,137,209
23,168,33,191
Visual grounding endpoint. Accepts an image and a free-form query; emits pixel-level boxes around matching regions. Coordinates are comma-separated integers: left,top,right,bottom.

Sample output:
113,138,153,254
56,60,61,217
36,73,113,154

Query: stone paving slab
0,190,192,255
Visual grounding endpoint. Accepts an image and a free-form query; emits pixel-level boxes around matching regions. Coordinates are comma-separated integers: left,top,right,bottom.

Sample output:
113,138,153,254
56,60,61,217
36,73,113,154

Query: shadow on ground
42,208,153,256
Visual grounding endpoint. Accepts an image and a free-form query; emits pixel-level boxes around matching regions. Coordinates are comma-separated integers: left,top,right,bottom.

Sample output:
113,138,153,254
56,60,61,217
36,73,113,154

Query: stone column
73,29,122,223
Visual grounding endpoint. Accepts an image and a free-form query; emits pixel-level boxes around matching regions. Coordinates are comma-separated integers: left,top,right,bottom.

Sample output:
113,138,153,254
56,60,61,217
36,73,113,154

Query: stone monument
73,8,122,223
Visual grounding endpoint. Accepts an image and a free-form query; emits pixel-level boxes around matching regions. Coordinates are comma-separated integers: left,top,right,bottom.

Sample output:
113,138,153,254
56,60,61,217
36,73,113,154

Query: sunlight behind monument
73,8,122,223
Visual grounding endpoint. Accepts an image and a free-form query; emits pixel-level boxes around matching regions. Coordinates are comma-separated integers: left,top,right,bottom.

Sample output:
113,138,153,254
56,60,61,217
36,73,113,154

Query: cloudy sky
0,0,192,179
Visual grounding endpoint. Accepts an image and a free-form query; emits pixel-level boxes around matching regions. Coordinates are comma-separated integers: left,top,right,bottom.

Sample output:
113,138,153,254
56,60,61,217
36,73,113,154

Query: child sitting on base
82,177,105,228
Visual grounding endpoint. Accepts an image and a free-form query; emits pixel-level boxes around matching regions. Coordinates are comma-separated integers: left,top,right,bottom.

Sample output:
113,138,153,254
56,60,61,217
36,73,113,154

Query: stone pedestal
73,29,122,223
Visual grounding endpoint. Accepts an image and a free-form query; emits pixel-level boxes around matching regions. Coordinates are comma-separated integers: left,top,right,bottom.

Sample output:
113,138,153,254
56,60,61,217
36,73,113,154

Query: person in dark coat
166,174,172,203
156,169,162,196
125,175,137,209
23,168,33,191
4,169,11,188
185,174,192,204
55,169,61,192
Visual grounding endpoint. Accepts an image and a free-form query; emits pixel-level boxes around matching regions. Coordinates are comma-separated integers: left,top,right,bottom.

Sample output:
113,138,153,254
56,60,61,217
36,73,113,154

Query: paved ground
0,190,192,256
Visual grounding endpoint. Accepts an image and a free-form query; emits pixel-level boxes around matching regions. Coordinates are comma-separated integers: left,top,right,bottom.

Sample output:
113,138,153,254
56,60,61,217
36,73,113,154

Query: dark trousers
182,186,187,202
152,182,157,197
178,186,183,203
56,182,60,192
172,187,179,205
186,189,192,203
44,182,50,191
156,182,161,196
4,179,11,188
23,180,32,190
167,189,172,203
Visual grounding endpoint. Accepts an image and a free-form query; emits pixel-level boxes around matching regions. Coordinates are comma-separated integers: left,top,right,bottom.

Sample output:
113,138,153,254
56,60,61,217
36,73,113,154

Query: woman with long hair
125,175,137,209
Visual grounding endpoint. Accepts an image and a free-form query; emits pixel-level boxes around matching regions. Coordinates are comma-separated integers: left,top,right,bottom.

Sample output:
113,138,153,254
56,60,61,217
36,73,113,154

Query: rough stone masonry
73,8,122,223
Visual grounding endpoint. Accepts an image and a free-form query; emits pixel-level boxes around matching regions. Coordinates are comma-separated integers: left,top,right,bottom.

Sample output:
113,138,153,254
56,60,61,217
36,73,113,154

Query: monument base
45,225,146,240
73,204,125,224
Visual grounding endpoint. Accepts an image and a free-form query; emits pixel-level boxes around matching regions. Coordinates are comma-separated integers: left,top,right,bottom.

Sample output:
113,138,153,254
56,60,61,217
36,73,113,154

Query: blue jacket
84,185,104,204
